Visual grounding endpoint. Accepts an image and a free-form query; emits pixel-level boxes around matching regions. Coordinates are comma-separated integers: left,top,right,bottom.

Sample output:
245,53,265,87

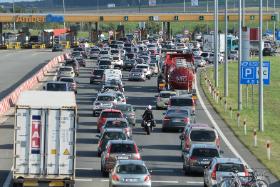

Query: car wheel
161,128,166,132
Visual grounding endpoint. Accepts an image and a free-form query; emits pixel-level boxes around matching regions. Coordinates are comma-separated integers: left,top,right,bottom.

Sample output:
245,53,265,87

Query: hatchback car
180,124,220,154
100,118,132,138
135,64,151,79
101,140,141,176
93,93,118,116
97,109,124,132
168,95,196,111
97,128,127,157
57,66,75,80
109,160,151,187
112,104,136,126
183,144,221,175
204,157,249,187
64,59,80,76
155,91,176,109
90,69,104,84
128,68,146,81
162,108,192,132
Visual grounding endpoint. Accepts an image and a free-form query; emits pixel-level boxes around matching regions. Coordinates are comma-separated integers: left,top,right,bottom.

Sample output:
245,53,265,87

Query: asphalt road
0,49,63,99
74,61,280,187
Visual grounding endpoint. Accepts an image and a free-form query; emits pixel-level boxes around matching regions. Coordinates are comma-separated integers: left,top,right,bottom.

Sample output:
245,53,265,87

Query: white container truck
13,91,77,187
203,34,225,52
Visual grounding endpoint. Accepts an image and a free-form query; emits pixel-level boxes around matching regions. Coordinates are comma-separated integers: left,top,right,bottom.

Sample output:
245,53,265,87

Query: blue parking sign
240,61,270,85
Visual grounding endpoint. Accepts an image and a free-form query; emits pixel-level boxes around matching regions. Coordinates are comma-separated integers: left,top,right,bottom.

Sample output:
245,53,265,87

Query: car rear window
60,67,72,71
46,83,67,91
98,96,114,101
190,130,216,142
192,148,219,157
101,112,122,118
60,78,74,83
117,164,147,174
110,143,136,153
167,109,189,116
105,121,128,128
102,132,126,140
216,163,245,172
170,98,193,106
160,93,175,98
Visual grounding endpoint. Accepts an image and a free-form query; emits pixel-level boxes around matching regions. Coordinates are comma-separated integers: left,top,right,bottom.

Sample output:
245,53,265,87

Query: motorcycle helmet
148,105,152,110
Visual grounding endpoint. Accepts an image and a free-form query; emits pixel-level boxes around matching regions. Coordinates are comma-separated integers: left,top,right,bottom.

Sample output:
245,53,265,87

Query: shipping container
250,28,259,41
13,91,77,187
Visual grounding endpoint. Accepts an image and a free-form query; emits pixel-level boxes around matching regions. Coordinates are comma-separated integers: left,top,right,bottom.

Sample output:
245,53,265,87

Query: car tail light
163,116,170,121
184,137,190,150
112,173,120,181
134,144,141,160
105,145,111,160
183,117,190,124
144,175,151,182
211,165,217,180
244,167,249,176
189,156,198,164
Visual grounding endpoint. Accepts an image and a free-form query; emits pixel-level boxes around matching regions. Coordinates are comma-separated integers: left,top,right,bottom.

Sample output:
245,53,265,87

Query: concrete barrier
0,53,68,116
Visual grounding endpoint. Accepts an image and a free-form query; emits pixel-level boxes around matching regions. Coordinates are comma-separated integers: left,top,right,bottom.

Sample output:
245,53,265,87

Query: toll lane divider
0,53,69,116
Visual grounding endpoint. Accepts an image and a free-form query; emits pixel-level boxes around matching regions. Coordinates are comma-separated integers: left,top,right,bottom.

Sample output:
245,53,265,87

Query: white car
194,56,207,67
209,53,224,64
112,56,123,69
135,64,152,79
149,63,159,75
93,92,118,116
57,66,75,79
155,91,176,109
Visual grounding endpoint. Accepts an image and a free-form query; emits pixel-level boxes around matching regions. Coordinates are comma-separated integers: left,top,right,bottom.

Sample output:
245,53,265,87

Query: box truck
13,91,77,187
203,34,225,52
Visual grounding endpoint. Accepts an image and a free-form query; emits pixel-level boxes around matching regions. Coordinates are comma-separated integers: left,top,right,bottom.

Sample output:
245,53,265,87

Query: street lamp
62,0,66,28
224,0,228,97
214,0,219,87
13,0,15,31
259,0,264,132
238,0,242,111
138,0,141,13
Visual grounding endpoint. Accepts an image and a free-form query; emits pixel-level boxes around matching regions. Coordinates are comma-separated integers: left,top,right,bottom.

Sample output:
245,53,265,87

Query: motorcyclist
142,105,155,127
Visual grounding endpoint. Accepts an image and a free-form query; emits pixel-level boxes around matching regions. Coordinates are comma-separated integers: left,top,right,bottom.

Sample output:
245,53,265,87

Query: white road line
76,167,93,170
100,179,109,182
195,75,249,167
152,180,179,183
75,178,93,182
186,181,204,184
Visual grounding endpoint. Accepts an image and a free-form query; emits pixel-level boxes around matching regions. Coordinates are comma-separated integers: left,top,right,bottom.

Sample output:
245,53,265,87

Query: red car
97,109,123,132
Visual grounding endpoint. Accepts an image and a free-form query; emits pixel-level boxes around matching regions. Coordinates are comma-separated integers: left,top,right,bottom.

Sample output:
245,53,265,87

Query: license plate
200,161,209,165
124,178,138,182
173,119,182,122
117,156,129,159
159,83,165,87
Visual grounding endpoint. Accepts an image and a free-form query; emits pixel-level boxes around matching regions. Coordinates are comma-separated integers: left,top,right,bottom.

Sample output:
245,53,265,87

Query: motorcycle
142,119,154,135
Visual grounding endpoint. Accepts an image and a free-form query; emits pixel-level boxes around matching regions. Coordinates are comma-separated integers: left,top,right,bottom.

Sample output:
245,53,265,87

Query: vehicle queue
40,36,268,187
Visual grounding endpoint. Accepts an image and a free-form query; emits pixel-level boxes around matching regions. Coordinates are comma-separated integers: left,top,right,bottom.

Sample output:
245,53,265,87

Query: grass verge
200,56,280,179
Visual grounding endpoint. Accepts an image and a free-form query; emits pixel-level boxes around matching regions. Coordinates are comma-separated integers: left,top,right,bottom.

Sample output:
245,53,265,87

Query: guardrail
0,53,69,116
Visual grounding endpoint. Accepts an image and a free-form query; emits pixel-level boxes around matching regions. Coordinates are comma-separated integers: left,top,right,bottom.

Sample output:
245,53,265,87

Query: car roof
190,125,215,131
170,95,193,99
214,157,243,164
103,128,125,133
97,92,116,96
105,118,128,122
108,139,135,144
116,159,146,166
159,91,176,94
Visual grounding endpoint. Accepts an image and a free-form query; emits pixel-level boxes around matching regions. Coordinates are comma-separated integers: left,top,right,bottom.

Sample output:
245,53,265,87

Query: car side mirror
148,169,153,174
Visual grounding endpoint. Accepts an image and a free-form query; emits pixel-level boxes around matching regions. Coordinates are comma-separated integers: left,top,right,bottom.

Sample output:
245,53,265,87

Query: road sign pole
214,0,219,87
273,0,276,41
259,0,264,132
224,0,228,97
238,0,242,110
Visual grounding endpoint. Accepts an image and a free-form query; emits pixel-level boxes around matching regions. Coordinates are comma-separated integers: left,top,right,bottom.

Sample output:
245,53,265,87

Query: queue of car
45,36,252,187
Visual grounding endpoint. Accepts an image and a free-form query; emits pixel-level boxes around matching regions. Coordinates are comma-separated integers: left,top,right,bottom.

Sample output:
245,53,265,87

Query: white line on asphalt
195,75,249,167
152,180,179,183
186,181,204,184
76,167,94,170
75,178,93,182
100,179,109,182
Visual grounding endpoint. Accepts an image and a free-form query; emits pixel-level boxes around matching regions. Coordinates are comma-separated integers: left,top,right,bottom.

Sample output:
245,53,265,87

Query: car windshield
160,93,175,98
136,66,148,69
60,67,72,71
201,53,209,57
117,164,147,174
105,121,128,128
190,130,216,142
110,143,136,153
192,148,219,157
101,112,122,118
170,98,193,106
97,96,114,101
46,83,67,91
99,61,111,65
216,163,245,172
195,57,202,60
113,56,119,60
60,78,74,82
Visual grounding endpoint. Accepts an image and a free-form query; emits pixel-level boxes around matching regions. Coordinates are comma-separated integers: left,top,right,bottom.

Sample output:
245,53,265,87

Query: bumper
129,76,145,81
110,182,151,187
189,165,207,173
162,122,186,130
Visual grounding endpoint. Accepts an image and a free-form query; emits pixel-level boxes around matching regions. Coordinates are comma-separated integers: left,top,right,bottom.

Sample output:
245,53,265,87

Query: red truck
162,53,195,91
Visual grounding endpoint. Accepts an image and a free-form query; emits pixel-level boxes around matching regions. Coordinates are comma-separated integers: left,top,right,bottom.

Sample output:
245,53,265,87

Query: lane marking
186,181,204,184
152,180,179,183
75,178,93,182
195,74,249,167
100,179,109,182
76,167,93,170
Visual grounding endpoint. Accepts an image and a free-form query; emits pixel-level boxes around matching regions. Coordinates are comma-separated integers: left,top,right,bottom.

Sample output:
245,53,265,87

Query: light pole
184,0,186,13
13,0,15,32
207,0,209,13
62,0,66,28
266,0,269,31
238,0,242,110
259,0,264,132
224,0,228,97
214,0,219,87
273,0,276,41
138,0,141,13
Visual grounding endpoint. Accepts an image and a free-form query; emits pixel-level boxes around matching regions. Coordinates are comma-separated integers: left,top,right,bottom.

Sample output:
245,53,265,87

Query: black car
90,69,104,84
52,44,63,52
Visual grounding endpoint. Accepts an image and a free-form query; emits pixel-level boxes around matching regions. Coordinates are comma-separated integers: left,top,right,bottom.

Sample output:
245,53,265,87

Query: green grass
201,56,280,179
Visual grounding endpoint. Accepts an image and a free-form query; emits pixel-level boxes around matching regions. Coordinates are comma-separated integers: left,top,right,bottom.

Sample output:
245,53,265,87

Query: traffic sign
240,61,270,85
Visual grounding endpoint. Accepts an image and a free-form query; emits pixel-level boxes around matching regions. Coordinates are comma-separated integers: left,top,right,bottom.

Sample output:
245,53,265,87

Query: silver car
93,92,118,116
128,68,146,81
57,66,75,79
109,160,152,187
155,91,176,109
204,157,249,187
